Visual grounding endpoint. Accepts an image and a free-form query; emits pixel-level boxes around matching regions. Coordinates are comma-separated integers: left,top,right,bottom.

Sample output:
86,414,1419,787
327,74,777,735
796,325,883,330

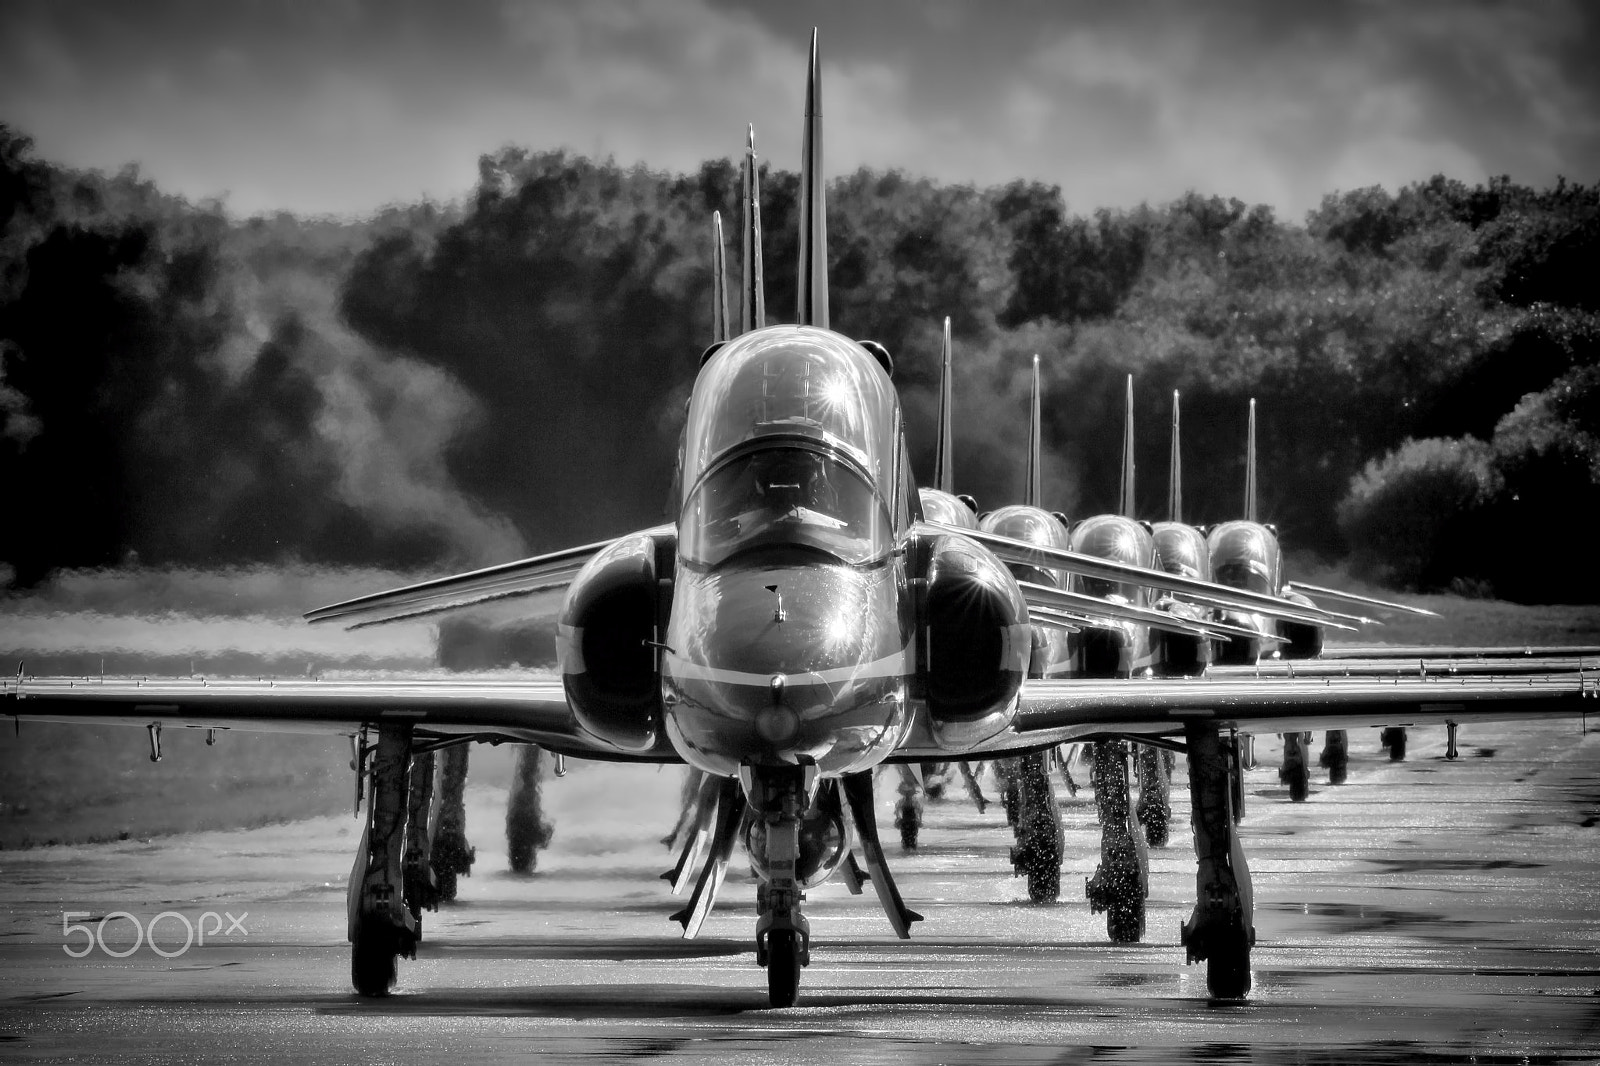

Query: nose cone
662,561,912,776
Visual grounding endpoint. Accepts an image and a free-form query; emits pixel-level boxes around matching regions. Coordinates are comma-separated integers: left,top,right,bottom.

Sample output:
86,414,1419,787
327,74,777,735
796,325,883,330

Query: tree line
2,123,1595,598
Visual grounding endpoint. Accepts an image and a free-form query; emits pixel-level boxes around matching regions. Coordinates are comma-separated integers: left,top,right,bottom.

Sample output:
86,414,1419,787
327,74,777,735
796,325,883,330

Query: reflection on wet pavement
1,720,1597,1063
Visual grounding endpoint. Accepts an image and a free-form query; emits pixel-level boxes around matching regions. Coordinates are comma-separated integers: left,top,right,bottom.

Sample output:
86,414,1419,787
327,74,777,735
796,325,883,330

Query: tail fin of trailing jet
1168,390,1182,523
1024,354,1043,508
1244,398,1258,523
1119,375,1136,518
740,125,766,334
935,317,954,494
711,211,730,344
796,29,828,329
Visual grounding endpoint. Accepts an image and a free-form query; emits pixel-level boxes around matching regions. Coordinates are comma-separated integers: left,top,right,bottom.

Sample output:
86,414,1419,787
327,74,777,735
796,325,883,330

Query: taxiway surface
3,720,1598,1063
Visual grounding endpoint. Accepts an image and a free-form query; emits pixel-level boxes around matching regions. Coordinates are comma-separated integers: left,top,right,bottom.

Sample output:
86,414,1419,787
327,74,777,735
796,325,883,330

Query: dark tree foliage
1337,437,1501,591
3,119,1597,601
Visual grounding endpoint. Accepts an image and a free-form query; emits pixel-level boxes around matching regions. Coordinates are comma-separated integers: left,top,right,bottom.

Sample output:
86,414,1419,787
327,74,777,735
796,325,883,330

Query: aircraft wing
953,668,1597,755
1,672,677,763
303,524,673,629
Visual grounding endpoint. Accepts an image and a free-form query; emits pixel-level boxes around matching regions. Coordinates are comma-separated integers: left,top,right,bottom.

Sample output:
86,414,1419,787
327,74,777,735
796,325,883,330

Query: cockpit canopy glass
1152,523,1209,580
683,327,900,504
980,505,1070,549
918,489,977,530
1070,515,1152,602
1207,521,1281,594
679,443,891,568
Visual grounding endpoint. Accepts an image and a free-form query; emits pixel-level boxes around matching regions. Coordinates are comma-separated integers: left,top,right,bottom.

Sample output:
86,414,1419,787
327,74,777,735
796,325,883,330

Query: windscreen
679,443,891,568
1071,515,1152,602
682,327,900,502
1207,521,1280,594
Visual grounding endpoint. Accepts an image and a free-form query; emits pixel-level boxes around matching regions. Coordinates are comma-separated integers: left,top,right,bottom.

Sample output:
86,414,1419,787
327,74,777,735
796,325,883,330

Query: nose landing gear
746,765,814,1008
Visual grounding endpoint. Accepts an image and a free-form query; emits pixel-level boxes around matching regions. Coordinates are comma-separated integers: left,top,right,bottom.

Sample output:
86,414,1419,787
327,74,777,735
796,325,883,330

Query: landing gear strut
1009,750,1063,902
893,763,923,850
429,744,475,902
348,724,419,996
1085,739,1148,941
1279,731,1311,801
1181,723,1254,999
1319,730,1348,785
748,766,814,1008
1135,744,1173,847
506,744,554,873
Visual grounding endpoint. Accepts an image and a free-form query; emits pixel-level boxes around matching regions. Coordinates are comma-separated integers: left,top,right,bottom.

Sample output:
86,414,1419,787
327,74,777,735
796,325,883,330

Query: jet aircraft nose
661,560,913,777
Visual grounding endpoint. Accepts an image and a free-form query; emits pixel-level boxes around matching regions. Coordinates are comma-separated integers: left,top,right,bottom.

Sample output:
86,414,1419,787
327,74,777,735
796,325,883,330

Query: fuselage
661,325,918,776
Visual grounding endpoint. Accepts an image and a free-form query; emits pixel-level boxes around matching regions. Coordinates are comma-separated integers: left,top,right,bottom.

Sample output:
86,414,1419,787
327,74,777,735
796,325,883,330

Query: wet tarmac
2,719,1598,1063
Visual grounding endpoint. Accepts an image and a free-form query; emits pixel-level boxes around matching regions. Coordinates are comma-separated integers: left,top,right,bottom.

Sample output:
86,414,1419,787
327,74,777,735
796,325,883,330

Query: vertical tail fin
710,211,730,344
740,125,766,333
1244,398,1258,523
934,317,954,494
1167,390,1182,523
1118,375,1136,518
1024,354,1043,508
796,28,828,329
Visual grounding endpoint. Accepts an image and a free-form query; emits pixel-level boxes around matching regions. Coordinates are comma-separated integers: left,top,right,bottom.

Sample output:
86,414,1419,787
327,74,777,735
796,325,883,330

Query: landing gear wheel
434,867,458,903
1107,896,1146,943
1383,727,1407,762
1206,942,1251,999
351,919,400,997
765,928,802,1008
1026,864,1060,904
1286,765,1309,802
1141,808,1170,848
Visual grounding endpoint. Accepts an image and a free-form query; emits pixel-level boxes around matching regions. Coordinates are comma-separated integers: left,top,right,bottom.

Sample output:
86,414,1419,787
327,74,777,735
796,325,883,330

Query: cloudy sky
3,0,1597,223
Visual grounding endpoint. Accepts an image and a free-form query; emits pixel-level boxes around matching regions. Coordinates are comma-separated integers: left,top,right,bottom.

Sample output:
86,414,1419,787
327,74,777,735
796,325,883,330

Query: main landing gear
1180,724,1255,998
1279,731,1312,802
1319,729,1349,785
347,725,423,996
506,744,555,874
1008,751,1064,903
1085,739,1149,942
430,744,476,902
1135,744,1173,847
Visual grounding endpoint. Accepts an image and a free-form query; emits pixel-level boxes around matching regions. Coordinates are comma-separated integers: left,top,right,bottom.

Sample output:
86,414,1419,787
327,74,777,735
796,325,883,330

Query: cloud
0,0,1594,221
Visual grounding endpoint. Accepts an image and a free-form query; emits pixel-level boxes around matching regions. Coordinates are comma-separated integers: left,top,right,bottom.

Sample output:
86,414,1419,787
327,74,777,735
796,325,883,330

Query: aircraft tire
1142,808,1170,848
435,867,458,903
1206,944,1251,999
766,929,802,1008
350,920,400,997
1287,767,1309,803
1026,862,1060,904
898,816,918,851
1106,896,1145,943
1388,729,1407,762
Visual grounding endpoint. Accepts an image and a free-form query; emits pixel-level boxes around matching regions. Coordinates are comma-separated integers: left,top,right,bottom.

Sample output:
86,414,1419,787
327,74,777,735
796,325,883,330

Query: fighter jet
5,31,1594,1007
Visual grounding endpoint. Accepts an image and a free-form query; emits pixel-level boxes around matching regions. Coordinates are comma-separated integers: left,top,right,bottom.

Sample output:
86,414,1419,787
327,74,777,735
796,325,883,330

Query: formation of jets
4,32,1597,1009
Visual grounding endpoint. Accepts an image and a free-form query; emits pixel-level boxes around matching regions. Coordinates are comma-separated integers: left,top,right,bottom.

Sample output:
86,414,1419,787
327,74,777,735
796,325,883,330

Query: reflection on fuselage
662,326,915,776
